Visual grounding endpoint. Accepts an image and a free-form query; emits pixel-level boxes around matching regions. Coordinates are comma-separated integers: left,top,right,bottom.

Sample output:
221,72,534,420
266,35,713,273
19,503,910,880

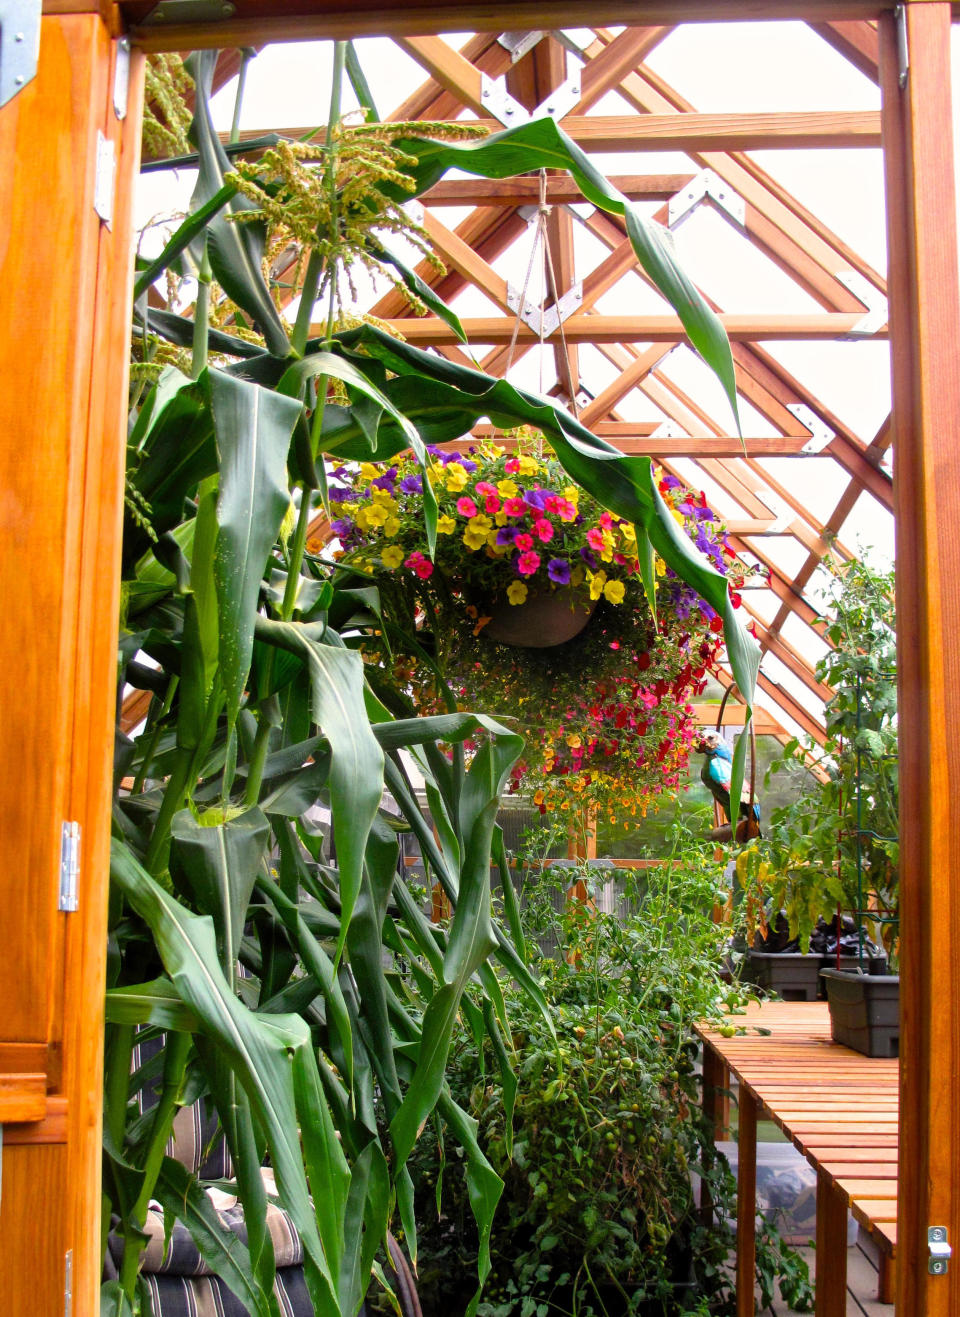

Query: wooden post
879,6,960,1315
814,1171,848,1317
0,10,143,1313
735,1088,758,1317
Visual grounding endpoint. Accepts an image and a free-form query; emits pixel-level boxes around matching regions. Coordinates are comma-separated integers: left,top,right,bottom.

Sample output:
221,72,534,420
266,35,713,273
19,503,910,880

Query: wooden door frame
2,2,957,1312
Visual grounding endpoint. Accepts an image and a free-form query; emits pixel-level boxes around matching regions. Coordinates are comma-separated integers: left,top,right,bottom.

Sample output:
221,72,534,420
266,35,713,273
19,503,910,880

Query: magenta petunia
456,496,478,518
516,550,541,576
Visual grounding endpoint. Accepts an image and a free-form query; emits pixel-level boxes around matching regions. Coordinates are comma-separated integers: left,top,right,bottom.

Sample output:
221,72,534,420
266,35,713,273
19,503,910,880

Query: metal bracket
59,822,80,913
93,131,116,227
651,420,685,440
895,5,909,90
480,71,582,127
480,72,529,127
497,30,546,63
0,0,42,110
929,1226,951,1276
754,489,793,533
113,36,131,120
787,402,835,455
142,0,236,23
506,281,582,337
668,169,746,230
837,269,888,338
64,1249,73,1317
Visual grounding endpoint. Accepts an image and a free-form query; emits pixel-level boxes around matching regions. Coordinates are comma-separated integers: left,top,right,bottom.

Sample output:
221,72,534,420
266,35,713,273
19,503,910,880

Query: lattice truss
139,21,894,752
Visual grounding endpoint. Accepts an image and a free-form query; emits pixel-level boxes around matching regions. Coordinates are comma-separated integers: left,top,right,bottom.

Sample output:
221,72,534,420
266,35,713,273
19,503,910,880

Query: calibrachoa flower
332,430,745,819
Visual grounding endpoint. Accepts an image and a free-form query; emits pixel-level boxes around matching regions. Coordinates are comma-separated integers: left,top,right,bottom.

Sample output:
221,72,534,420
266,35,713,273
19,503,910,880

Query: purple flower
329,485,356,504
371,466,398,490
580,546,599,570
523,489,547,511
496,526,519,547
548,558,571,584
399,473,423,494
661,474,683,491
330,517,355,538
460,458,478,472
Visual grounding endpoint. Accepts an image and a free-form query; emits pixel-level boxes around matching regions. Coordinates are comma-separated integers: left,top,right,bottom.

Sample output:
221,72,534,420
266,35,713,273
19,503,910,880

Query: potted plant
335,441,746,823
737,557,899,1054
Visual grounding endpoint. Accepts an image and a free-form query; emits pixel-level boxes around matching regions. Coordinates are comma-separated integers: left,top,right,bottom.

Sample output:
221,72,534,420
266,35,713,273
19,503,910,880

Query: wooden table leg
703,1046,730,1140
814,1171,848,1317
878,1251,895,1304
736,1089,758,1317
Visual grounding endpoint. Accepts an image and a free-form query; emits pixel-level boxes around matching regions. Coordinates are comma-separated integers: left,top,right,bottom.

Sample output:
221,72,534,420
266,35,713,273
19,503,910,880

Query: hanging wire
504,169,580,416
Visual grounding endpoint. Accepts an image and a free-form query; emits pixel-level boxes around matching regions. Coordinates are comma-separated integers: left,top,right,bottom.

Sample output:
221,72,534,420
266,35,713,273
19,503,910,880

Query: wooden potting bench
696,1000,899,1316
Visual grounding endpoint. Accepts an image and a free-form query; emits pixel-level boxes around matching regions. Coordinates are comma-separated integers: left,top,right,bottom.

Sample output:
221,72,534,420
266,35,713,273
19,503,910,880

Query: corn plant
102,45,759,1317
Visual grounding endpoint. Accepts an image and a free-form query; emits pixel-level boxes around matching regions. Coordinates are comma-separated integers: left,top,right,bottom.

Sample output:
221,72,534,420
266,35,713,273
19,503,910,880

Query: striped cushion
137,1193,304,1276
142,1266,318,1316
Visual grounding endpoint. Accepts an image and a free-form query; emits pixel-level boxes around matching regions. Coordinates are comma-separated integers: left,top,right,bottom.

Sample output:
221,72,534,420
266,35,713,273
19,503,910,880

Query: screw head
14,74,24,84
14,31,24,42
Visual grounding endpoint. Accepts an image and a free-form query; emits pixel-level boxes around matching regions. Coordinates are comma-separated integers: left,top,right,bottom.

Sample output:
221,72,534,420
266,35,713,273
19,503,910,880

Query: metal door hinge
64,1249,73,1317
0,0,42,110
59,821,80,913
895,5,909,90
929,1226,951,1275
113,36,131,120
94,130,116,226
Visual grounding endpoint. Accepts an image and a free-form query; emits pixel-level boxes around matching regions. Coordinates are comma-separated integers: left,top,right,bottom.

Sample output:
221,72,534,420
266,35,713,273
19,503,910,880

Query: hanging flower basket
483,583,597,647
329,432,747,821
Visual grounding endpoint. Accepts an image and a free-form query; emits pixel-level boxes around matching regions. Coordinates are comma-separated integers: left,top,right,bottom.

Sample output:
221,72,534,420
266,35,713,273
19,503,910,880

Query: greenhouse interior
2,2,959,1314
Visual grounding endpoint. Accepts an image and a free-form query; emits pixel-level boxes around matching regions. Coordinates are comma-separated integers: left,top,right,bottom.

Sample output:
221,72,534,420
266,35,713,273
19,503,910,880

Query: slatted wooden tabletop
696,1000,899,1316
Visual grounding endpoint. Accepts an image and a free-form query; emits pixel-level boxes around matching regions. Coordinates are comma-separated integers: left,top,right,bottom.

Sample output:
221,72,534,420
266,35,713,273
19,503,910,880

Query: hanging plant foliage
331,433,747,822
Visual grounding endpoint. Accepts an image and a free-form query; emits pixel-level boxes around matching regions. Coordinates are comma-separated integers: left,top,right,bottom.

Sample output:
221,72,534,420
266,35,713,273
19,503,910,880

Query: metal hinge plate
497,30,546,63
929,1226,951,1275
94,131,116,226
142,0,236,23
59,821,80,913
64,1249,73,1317
113,36,131,120
669,169,746,230
651,420,685,440
0,0,42,110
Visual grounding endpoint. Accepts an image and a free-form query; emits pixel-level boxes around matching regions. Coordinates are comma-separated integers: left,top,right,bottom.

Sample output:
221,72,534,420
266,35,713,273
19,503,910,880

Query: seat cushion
142,1266,316,1316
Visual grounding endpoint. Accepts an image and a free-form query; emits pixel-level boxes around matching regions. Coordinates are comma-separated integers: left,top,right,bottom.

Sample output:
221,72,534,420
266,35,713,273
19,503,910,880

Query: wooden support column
0,11,143,1313
814,1171,848,1317
735,1088,758,1317
879,6,960,1315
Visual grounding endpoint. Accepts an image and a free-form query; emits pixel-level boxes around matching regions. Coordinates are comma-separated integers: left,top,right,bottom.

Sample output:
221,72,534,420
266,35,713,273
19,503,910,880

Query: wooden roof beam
420,174,696,205
374,312,889,342
807,19,880,83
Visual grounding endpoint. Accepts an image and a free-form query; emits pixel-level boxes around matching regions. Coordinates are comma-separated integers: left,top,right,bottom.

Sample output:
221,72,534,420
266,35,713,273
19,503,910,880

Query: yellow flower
563,485,580,503
463,528,488,551
364,503,387,528
358,462,379,484
603,579,626,605
517,454,540,477
570,565,585,588
497,478,518,498
671,507,685,527
383,516,401,538
507,580,528,605
444,463,468,492
355,506,373,532
381,545,404,569
467,514,492,533
588,569,607,601
655,557,666,578
533,790,545,806
480,442,504,459
437,514,456,535
566,733,581,749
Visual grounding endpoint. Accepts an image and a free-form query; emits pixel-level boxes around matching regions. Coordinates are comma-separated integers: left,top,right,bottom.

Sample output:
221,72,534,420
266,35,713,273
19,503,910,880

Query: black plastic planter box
821,968,900,1057
744,950,823,1001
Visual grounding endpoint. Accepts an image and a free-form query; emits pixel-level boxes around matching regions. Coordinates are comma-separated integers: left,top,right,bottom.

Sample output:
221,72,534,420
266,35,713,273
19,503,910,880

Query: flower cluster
329,437,745,823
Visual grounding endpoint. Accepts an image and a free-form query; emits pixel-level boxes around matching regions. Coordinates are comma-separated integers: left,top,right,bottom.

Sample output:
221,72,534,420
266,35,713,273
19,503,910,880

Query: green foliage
109,44,759,1315
739,556,898,960
398,824,813,1316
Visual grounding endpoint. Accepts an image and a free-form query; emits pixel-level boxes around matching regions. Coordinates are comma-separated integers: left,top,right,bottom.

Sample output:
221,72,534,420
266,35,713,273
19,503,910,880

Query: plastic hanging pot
482,584,597,648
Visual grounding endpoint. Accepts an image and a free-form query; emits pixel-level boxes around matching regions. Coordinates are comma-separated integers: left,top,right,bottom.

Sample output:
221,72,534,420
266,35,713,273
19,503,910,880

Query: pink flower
475,481,497,496
515,533,534,552
484,494,502,514
533,518,554,543
504,497,526,517
599,512,614,528
555,498,577,522
516,550,541,576
544,494,560,514
404,551,434,580
586,527,605,551
456,496,478,517
504,457,521,473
